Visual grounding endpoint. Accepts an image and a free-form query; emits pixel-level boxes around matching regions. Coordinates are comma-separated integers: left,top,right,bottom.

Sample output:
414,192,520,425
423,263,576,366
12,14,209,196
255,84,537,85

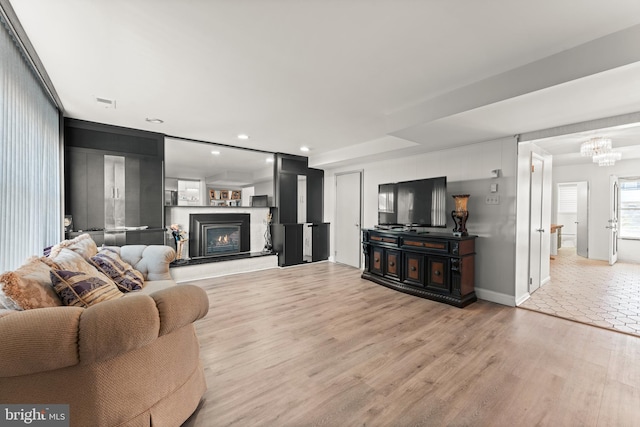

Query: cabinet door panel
403,252,424,287
385,250,400,279
278,173,298,224
371,247,384,275
426,256,450,292
311,223,330,261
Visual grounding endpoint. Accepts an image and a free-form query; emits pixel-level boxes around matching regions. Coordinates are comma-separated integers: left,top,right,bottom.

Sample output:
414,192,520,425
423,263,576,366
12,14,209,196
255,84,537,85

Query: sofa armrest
0,307,84,377
104,245,175,281
78,294,160,365
0,285,209,378
150,285,209,336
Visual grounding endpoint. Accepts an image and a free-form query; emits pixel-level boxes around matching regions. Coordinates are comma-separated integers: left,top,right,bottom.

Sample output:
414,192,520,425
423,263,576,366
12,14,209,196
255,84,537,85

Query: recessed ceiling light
211,150,220,155
300,146,310,152
237,134,250,140
266,157,274,163
145,118,164,124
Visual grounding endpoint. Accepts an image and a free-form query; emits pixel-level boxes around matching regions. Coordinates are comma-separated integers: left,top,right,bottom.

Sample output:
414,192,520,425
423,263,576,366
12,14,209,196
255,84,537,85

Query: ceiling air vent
95,97,116,109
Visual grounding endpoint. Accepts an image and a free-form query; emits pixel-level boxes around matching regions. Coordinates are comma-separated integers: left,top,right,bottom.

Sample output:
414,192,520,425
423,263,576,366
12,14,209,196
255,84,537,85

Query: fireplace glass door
204,225,241,255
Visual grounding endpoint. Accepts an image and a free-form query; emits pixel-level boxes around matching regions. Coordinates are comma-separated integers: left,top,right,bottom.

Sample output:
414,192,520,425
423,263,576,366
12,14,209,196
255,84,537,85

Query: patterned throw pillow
90,248,144,292
50,269,123,307
0,257,63,310
48,233,98,261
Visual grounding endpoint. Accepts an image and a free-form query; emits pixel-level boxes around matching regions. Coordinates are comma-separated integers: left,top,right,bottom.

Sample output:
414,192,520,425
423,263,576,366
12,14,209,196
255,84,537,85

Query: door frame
608,175,619,265
528,153,545,294
334,170,363,268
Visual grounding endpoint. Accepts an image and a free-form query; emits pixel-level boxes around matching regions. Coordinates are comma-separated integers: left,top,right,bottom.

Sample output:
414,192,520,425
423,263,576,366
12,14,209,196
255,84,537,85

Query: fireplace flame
217,235,229,245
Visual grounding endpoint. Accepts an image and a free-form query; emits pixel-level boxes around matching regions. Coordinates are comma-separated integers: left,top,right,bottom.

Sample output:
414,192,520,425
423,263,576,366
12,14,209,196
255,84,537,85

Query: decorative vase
263,216,273,253
451,194,470,236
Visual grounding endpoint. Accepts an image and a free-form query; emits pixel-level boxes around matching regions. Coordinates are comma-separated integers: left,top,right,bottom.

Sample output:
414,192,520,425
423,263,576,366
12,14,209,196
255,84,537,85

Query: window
557,183,577,213
619,178,640,239
0,13,61,271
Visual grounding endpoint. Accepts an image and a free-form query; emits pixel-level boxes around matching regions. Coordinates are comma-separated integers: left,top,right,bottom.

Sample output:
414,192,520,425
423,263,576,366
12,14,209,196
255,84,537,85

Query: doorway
556,182,589,258
335,171,362,268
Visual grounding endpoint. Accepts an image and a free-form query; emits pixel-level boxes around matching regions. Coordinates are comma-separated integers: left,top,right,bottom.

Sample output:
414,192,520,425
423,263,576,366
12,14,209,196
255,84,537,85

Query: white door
335,171,362,268
608,175,619,265
576,181,589,258
529,154,545,294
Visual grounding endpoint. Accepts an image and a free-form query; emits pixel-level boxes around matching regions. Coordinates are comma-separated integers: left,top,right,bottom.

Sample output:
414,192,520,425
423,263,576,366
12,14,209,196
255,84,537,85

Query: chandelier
593,151,622,166
580,137,611,156
579,136,622,166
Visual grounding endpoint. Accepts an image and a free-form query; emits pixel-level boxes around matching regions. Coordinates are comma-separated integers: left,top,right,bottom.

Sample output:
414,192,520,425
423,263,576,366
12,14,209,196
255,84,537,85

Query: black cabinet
65,149,105,232
273,224,303,266
272,153,329,266
362,229,477,308
64,119,164,245
273,222,330,267
310,222,330,262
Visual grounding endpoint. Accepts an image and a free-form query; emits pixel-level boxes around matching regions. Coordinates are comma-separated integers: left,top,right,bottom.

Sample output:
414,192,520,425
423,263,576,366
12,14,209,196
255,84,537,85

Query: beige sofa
0,236,209,427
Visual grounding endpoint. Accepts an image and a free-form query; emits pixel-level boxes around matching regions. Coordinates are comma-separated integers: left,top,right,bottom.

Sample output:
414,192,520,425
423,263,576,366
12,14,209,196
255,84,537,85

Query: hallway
519,247,640,337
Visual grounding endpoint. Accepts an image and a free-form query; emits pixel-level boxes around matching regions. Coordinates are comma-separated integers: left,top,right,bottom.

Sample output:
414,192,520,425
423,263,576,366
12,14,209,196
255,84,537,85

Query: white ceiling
8,0,640,168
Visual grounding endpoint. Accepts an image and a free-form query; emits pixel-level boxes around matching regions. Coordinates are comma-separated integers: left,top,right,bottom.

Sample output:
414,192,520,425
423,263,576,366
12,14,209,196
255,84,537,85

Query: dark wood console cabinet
362,229,477,307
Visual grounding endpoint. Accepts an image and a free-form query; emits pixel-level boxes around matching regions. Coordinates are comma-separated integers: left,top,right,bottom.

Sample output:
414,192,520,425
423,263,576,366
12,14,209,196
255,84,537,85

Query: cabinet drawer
369,234,400,246
403,252,424,287
402,238,449,253
426,256,450,292
385,250,401,279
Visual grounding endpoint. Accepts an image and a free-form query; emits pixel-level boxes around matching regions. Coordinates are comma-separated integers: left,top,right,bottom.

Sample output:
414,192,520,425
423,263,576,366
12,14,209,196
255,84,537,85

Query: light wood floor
183,262,640,426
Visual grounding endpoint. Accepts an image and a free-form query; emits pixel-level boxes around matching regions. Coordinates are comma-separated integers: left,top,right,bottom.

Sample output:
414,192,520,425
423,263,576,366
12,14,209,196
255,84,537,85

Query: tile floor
519,246,640,337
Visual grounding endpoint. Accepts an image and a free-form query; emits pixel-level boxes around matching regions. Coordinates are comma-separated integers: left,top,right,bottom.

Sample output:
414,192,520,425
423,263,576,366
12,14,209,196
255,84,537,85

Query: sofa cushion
104,245,175,281
48,233,98,261
49,248,113,281
135,280,176,295
0,257,63,310
91,248,144,292
50,269,123,307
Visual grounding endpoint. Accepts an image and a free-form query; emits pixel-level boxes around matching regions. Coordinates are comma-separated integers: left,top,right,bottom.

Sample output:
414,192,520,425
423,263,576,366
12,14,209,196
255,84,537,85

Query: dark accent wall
272,153,329,266
64,118,165,240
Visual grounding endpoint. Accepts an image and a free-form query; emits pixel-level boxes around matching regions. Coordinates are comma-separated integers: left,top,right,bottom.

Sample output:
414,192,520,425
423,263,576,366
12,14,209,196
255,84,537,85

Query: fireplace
189,213,251,258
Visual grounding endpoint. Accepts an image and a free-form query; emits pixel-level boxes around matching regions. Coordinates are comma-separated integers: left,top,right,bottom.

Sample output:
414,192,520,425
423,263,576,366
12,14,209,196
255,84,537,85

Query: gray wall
323,137,519,306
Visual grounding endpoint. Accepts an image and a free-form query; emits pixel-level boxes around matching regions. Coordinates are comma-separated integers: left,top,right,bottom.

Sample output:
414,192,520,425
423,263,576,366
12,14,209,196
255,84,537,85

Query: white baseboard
515,292,531,306
541,276,551,286
475,287,516,307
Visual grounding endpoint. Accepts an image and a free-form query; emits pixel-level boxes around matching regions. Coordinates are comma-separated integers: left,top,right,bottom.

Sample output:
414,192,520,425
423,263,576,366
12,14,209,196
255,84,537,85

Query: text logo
1,405,69,426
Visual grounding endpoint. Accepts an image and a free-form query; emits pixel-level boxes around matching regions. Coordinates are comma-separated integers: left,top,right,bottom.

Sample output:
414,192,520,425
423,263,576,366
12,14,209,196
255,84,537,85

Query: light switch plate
486,194,500,205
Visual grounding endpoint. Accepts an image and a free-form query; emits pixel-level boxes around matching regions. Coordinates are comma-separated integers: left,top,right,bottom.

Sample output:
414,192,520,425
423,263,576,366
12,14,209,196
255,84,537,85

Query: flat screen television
378,176,447,228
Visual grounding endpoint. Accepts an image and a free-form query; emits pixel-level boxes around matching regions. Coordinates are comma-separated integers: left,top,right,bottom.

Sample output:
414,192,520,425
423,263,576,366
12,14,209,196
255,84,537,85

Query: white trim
541,276,551,286
516,292,531,306
475,287,516,307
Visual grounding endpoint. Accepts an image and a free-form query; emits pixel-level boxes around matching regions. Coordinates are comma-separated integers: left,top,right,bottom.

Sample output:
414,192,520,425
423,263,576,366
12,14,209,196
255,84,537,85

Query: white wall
253,179,274,205
552,157,640,262
323,137,519,306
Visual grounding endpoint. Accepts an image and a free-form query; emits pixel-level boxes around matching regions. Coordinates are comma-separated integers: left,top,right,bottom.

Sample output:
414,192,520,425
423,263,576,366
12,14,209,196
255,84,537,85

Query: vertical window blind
557,183,577,213
0,16,60,272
